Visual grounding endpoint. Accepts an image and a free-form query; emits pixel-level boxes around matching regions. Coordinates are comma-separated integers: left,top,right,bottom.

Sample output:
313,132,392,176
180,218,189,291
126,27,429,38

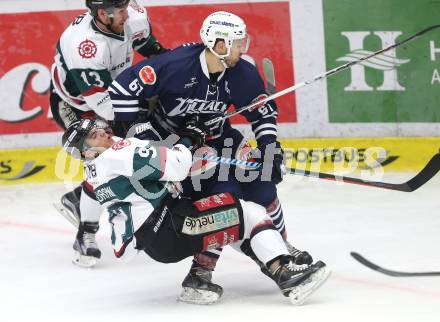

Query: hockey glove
255,141,285,185
178,118,207,150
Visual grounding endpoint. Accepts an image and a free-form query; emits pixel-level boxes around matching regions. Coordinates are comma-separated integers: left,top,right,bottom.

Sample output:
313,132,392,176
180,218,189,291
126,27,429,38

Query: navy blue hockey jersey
109,43,278,146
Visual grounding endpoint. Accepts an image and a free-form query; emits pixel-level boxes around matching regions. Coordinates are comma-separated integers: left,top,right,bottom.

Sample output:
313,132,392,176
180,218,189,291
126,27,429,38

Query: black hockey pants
134,193,244,264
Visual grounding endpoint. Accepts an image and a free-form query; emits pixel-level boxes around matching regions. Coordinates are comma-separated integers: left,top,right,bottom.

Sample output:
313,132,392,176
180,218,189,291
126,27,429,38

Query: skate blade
72,251,97,268
53,203,79,228
289,266,331,306
178,287,221,305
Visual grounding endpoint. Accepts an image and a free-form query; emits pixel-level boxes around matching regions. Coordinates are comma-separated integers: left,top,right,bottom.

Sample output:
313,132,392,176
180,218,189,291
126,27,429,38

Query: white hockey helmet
200,11,250,60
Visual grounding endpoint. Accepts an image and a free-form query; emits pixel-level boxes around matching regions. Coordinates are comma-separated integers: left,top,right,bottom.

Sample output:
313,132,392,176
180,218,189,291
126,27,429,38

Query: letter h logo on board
336,31,410,91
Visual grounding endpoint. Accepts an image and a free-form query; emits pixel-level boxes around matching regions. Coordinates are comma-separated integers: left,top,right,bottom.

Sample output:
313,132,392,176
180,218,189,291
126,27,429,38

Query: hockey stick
286,153,440,192
205,24,440,127
199,152,440,192
196,155,260,169
350,252,440,277
262,58,276,95
52,152,440,229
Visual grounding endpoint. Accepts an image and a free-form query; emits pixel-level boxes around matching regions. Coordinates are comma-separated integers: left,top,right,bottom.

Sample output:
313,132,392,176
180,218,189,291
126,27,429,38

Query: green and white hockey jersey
51,2,153,120
84,137,192,259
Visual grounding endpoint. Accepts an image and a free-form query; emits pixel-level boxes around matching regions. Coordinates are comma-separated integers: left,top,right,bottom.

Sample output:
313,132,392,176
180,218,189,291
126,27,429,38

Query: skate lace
83,232,98,249
285,241,303,257
286,261,308,273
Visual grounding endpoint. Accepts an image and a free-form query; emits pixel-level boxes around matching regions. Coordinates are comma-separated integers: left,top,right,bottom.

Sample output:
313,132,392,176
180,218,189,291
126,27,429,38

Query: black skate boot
240,239,312,279
272,256,330,305
284,240,313,265
54,185,82,227
179,263,223,305
73,221,101,268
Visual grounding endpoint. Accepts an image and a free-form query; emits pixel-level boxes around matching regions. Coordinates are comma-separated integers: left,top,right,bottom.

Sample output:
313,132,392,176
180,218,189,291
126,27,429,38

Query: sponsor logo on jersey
95,186,116,203
78,39,97,59
235,141,257,169
139,65,157,85
248,94,268,112
168,98,228,117
96,93,110,107
85,163,97,179
153,206,168,233
202,226,239,251
110,61,128,71
131,30,146,41
184,77,198,89
193,193,235,211
182,208,240,235
135,122,152,134
112,139,131,150
190,146,218,176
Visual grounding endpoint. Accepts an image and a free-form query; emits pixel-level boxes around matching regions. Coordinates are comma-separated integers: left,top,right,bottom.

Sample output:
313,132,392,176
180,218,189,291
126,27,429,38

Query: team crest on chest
78,39,97,58
139,65,157,85
112,139,131,150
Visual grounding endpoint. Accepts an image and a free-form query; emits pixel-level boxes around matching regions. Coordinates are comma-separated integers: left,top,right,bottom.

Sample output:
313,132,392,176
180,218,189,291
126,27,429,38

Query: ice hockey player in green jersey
50,0,167,267
60,118,330,305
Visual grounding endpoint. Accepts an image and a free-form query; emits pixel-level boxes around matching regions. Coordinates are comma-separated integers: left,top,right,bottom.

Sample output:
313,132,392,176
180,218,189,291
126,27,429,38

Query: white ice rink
1,173,440,322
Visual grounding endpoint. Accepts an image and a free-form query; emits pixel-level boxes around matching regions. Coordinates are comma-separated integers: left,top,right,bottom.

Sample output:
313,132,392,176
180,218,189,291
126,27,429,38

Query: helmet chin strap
209,47,231,69
96,7,122,35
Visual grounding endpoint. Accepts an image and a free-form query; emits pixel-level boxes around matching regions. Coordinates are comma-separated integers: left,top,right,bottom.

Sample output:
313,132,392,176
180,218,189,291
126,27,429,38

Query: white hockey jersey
52,2,152,120
84,137,192,258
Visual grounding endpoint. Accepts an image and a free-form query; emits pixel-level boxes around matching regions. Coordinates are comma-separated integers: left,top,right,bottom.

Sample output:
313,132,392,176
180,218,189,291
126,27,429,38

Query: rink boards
1,137,439,184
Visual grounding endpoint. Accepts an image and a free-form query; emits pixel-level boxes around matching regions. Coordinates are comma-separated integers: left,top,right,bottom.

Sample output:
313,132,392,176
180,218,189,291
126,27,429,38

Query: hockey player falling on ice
50,0,167,266
61,118,330,305
108,11,313,298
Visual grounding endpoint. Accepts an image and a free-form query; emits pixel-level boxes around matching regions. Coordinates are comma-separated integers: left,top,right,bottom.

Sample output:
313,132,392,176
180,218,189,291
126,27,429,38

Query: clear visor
232,35,251,54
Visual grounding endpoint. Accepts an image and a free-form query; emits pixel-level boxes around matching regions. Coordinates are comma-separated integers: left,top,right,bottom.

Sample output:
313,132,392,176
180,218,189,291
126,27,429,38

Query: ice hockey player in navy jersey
108,11,313,300
50,0,167,267
61,118,330,305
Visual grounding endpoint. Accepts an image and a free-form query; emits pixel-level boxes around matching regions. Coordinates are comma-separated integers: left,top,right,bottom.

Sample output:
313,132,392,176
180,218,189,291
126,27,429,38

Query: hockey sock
249,221,288,265
80,182,102,223
193,248,223,271
266,197,286,236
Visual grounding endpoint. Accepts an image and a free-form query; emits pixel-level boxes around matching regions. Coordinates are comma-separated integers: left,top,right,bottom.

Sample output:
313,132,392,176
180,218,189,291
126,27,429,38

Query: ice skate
72,222,101,268
242,240,313,278
179,265,223,305
284,240,313,265
53,186,82,228
272,258,330,305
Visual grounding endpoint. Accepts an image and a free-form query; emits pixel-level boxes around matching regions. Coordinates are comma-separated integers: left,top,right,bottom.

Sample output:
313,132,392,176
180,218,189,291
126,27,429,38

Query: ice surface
1,173,440,322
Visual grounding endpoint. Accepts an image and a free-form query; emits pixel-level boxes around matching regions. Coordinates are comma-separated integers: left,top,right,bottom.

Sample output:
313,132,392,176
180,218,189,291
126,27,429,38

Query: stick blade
404,153,440,191
351,252,440,277
262,57,276,94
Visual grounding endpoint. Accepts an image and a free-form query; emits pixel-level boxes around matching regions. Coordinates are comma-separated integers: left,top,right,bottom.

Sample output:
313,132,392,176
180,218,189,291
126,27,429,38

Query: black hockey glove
254,141,285,185
151,41,169,55
178,118,207,150
132,122,159,140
